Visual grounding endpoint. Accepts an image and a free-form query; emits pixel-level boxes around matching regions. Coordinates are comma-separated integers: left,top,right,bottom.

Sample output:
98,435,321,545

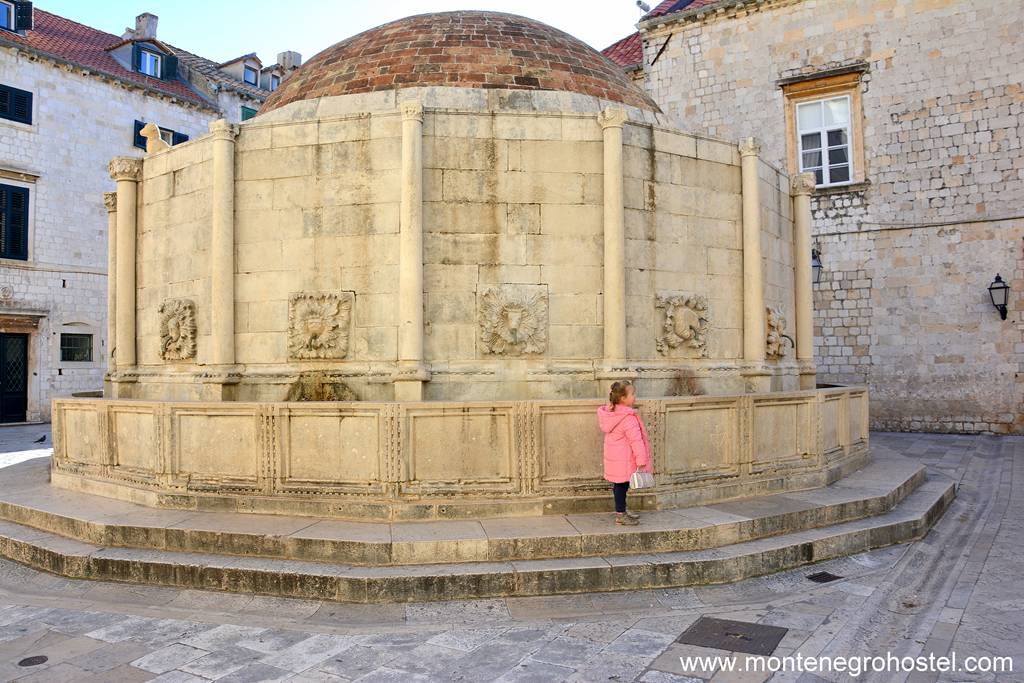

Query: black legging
612,481,630,513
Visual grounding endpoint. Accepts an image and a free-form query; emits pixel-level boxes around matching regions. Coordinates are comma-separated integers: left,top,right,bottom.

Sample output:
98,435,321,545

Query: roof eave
638,0,732,32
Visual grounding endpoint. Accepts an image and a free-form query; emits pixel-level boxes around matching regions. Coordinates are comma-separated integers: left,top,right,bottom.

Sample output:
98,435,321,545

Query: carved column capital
108,157,143,182
400,100,423,123
738,137,762,158
791,171,817,196
102,192,117,213
598,107,628,130
209,118,239,140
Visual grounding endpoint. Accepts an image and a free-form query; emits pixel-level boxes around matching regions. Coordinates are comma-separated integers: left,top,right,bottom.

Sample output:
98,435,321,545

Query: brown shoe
615,513,639,526
624,510,640,520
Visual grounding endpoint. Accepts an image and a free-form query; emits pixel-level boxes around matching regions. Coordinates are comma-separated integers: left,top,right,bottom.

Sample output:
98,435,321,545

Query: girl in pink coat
597,380,652,525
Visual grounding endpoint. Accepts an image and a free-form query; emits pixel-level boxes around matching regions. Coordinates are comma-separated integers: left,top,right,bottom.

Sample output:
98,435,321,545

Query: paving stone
493,659,575,683
316,644,398,679
567,652,651,682
68,640,154,673
261,633,355,673
12,662,99,682
147,672,207,683
216,662,293,683
406,598,510,623
639,672,704,683
180,645,263,679
130,643,209,674
235,629,314,654
603,628,678,658
566,619,629,643
426,626,508,651
528,635,605,669
178,623,267,651
350,668,435,682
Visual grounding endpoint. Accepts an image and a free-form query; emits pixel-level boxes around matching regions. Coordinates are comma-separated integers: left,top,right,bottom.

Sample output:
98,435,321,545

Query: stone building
605,0,1024,434
0,6,298,422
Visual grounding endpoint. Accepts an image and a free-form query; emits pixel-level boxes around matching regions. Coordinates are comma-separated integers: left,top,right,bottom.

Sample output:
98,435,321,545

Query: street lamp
811,248,823,285
988,274,1010,320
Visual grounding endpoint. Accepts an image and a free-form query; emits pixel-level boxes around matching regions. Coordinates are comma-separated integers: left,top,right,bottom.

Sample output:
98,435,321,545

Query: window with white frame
796,96,852,187
244,66,259,86
270,74,280,91
0,2,12,31
139,49,162,78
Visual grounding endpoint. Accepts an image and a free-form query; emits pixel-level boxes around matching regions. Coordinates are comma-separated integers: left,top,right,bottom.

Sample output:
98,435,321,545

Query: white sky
39,0,646,66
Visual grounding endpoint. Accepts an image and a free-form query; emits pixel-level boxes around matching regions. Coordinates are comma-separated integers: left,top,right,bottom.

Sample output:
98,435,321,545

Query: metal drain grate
676,616,788,656
806,571,843,583
18,656,48,667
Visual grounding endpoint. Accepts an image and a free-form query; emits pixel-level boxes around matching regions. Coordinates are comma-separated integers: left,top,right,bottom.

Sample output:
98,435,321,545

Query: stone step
0,456,925,566
0,474,955,603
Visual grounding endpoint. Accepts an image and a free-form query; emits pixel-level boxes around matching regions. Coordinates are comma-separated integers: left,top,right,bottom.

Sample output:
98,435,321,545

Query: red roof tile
262,11,661,114
601,0,724,69
0,9,213,109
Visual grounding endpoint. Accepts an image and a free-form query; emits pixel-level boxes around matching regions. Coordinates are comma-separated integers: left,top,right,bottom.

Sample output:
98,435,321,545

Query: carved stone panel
478,285,548,356
655,293,710,357
766,306,787,359
288,292,354,360
159,298,197,361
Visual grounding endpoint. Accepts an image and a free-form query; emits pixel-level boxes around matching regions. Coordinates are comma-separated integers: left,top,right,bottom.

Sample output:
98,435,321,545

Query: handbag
630,469,655,489
629,415,654,489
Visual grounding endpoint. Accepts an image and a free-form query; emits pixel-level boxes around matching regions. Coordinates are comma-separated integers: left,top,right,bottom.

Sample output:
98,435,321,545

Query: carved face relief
656,293,710,357
159,298,197,361
288,292,353,360
479,285,548,356
766,306,788,359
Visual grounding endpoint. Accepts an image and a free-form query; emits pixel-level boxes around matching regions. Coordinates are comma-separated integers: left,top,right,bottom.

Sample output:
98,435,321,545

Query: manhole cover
807,571,843,583
18,656,48,667
676,617,787,656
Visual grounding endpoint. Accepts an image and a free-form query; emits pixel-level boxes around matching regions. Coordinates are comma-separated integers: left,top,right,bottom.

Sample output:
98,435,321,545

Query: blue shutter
133,120,146,150
0,84,32,125
171,131,188,145
0,184,29,260
161,54,178,80
13,2,32,31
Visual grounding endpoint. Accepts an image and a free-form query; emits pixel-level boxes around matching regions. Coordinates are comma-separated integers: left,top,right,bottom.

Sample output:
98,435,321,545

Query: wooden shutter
0,84,32,125
131,44,142,72
133,120,146,150
161,54,178,80
0,184,29,260
171,131,189,145
13,1,32,31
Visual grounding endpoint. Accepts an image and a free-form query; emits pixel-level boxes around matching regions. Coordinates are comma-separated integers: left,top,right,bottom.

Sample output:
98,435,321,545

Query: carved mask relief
288,292,354,360
655,293,710,357
159,298,197,361
766,306,788,359
478,285,548,356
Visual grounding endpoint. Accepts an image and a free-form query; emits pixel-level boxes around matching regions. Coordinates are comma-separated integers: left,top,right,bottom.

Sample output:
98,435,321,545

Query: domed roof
260,11,660,114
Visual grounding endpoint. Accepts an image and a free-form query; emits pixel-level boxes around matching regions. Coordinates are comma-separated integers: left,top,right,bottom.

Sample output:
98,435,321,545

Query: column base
799,371,817,390
740,367,772,394
393,362,431,401
196,366,243,401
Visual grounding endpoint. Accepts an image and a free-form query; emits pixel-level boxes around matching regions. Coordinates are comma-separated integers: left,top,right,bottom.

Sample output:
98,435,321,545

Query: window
269,74,280,91
0,183,28,260
138,49,162,77
0,2,11,31
0,1,30,32
60,333,92,362
797,96,852,186
133,120,188,150
244,66,258,85
782,68,866,189
241,106,257,121
0,83,32,125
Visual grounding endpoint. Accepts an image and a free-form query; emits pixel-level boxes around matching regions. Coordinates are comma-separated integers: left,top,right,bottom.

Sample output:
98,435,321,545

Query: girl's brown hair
608,380,633,407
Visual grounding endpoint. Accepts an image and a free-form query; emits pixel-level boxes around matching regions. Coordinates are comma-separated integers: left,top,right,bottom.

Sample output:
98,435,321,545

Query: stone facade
636,0,1024,433
0,9,294,422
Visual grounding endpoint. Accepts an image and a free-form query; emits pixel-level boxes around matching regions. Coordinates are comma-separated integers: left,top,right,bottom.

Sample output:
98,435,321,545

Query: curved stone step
0,474,955,603
0,456,925,566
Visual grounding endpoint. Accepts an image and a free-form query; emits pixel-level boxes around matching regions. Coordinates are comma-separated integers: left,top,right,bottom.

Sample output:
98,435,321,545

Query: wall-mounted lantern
988,274,1010,320
811,248,823,284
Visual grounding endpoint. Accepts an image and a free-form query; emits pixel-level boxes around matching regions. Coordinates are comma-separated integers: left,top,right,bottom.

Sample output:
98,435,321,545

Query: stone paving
0,426,1021,682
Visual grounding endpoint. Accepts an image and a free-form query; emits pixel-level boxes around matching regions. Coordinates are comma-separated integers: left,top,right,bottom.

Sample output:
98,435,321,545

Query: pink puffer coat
597,404,652,484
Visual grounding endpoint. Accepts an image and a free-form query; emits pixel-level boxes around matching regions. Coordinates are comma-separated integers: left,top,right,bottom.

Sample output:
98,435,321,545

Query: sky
38,0,646,66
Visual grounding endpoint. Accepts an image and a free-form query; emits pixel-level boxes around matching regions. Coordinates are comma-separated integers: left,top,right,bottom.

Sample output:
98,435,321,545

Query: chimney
277,51,302,71
135,13,158,41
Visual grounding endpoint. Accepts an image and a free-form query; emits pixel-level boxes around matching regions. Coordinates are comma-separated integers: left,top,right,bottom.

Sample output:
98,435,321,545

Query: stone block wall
640,0,1024,432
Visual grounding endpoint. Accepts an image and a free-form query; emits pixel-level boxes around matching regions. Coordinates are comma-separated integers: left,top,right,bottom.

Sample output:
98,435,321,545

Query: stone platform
0,451,954,603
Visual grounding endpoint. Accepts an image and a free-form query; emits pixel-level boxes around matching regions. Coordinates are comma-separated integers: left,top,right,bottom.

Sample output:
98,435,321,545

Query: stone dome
260,11,660,113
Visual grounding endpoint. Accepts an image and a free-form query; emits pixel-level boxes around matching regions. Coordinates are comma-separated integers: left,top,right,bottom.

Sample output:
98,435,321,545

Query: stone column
108,157,143,371
599,108,628,369
209,119,238,367
103,192,117,368
739,138,769,392
395,101,428,401
791,172,817,390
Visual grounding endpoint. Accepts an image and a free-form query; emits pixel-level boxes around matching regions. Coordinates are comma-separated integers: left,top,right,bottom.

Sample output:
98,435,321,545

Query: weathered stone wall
0,48,215,420
127,88,803,401
640,0,1024,432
